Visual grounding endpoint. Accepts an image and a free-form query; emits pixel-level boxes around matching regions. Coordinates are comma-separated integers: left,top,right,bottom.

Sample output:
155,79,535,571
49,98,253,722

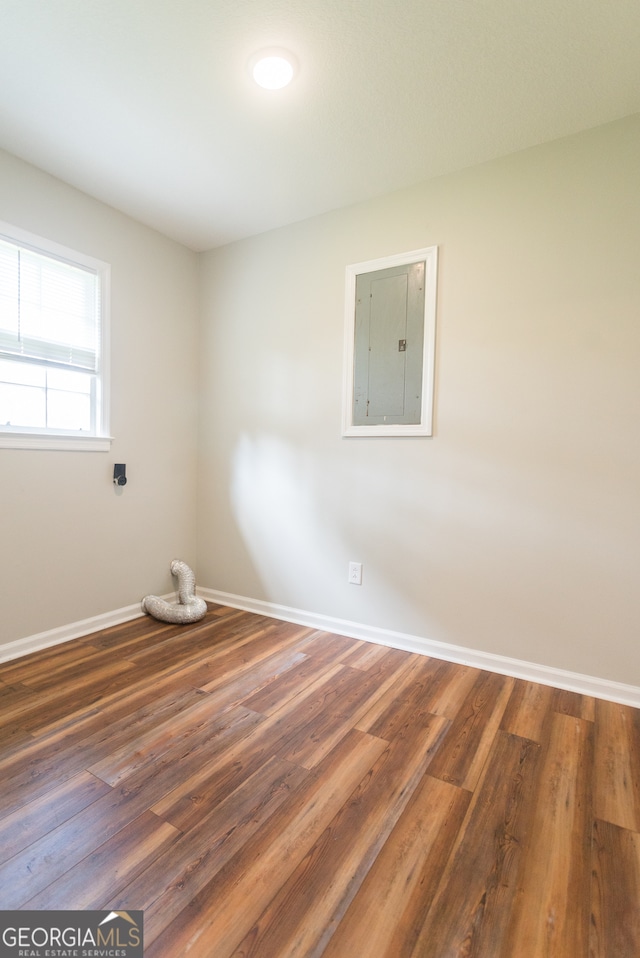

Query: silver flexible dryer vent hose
142,559,208,624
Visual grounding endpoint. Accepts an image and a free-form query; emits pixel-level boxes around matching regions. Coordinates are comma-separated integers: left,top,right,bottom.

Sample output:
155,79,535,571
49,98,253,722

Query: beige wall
197,115,640,685
0,149,199,643
3,116,638,684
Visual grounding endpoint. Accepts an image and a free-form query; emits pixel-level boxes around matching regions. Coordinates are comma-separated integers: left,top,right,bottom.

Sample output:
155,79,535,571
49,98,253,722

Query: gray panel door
353,260,425,425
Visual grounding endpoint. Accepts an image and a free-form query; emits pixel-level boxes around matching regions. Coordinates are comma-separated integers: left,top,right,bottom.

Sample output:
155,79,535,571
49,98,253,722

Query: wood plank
32,667,207,737
321,775,471,958
360,657,457,741
0,705,265,908
500,677,554,742
136,611,271,660
28,684,206,761
142,729,387,956
188,644,308,708
157,621,319,701
0,685,217,816
87,696,263,787
0,784,153,908
106,705,265,831
228,711,450,958
278,650,411,768
408,730,541,958
0,724,33,758
83,604,241,653
148,721,291,833
420,661,481,719
1,659,140,733
337,641,395,670
501,712,593,958
83,608,245,663
86,613,178,649
426,669,515,790
354,655,439,733
24,811,181,909
594,698,640,831
113,757,308,926
0,639,97,683
132,618,311,679
590,818,640,958
288,629,361,660
553,687,596,723
16,643,140,692
150,666,347,830
0,771,111,864
241,632,367,715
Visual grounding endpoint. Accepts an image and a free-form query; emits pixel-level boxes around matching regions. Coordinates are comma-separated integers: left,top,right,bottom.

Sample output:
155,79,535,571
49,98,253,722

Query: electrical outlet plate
348,561,362,585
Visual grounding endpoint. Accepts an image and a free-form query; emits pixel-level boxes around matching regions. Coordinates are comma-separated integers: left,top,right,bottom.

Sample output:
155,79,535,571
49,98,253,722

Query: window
0,222,110,450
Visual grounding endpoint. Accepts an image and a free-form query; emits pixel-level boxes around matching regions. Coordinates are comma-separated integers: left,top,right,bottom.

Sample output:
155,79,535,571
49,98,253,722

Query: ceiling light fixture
250,49,297,90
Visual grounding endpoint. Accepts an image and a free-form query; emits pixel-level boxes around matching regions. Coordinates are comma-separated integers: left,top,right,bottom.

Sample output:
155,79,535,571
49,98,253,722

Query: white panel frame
342,245,438,437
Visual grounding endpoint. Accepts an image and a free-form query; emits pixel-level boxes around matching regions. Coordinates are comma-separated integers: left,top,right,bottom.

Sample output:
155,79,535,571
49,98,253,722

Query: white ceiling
1,0,639,251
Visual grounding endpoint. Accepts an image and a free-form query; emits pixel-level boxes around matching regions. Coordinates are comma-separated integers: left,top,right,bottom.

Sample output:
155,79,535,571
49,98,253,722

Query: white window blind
0,223,110,449
0,238,100,371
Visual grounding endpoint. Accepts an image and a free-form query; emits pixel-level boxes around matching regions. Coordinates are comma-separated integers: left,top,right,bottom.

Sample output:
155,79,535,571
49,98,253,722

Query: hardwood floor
1,604,639,956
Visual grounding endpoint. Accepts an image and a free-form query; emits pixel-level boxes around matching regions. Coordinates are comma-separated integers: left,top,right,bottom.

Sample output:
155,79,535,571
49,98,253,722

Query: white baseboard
199,588,640,708
4,588,639,709
0,594,175,665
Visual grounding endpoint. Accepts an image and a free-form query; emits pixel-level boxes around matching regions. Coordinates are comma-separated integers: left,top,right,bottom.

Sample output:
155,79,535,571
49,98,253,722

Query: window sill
0,433,113,451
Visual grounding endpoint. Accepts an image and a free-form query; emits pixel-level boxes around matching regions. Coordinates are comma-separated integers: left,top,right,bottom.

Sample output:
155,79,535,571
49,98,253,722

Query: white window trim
0,433,112,451
0,220,112,451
